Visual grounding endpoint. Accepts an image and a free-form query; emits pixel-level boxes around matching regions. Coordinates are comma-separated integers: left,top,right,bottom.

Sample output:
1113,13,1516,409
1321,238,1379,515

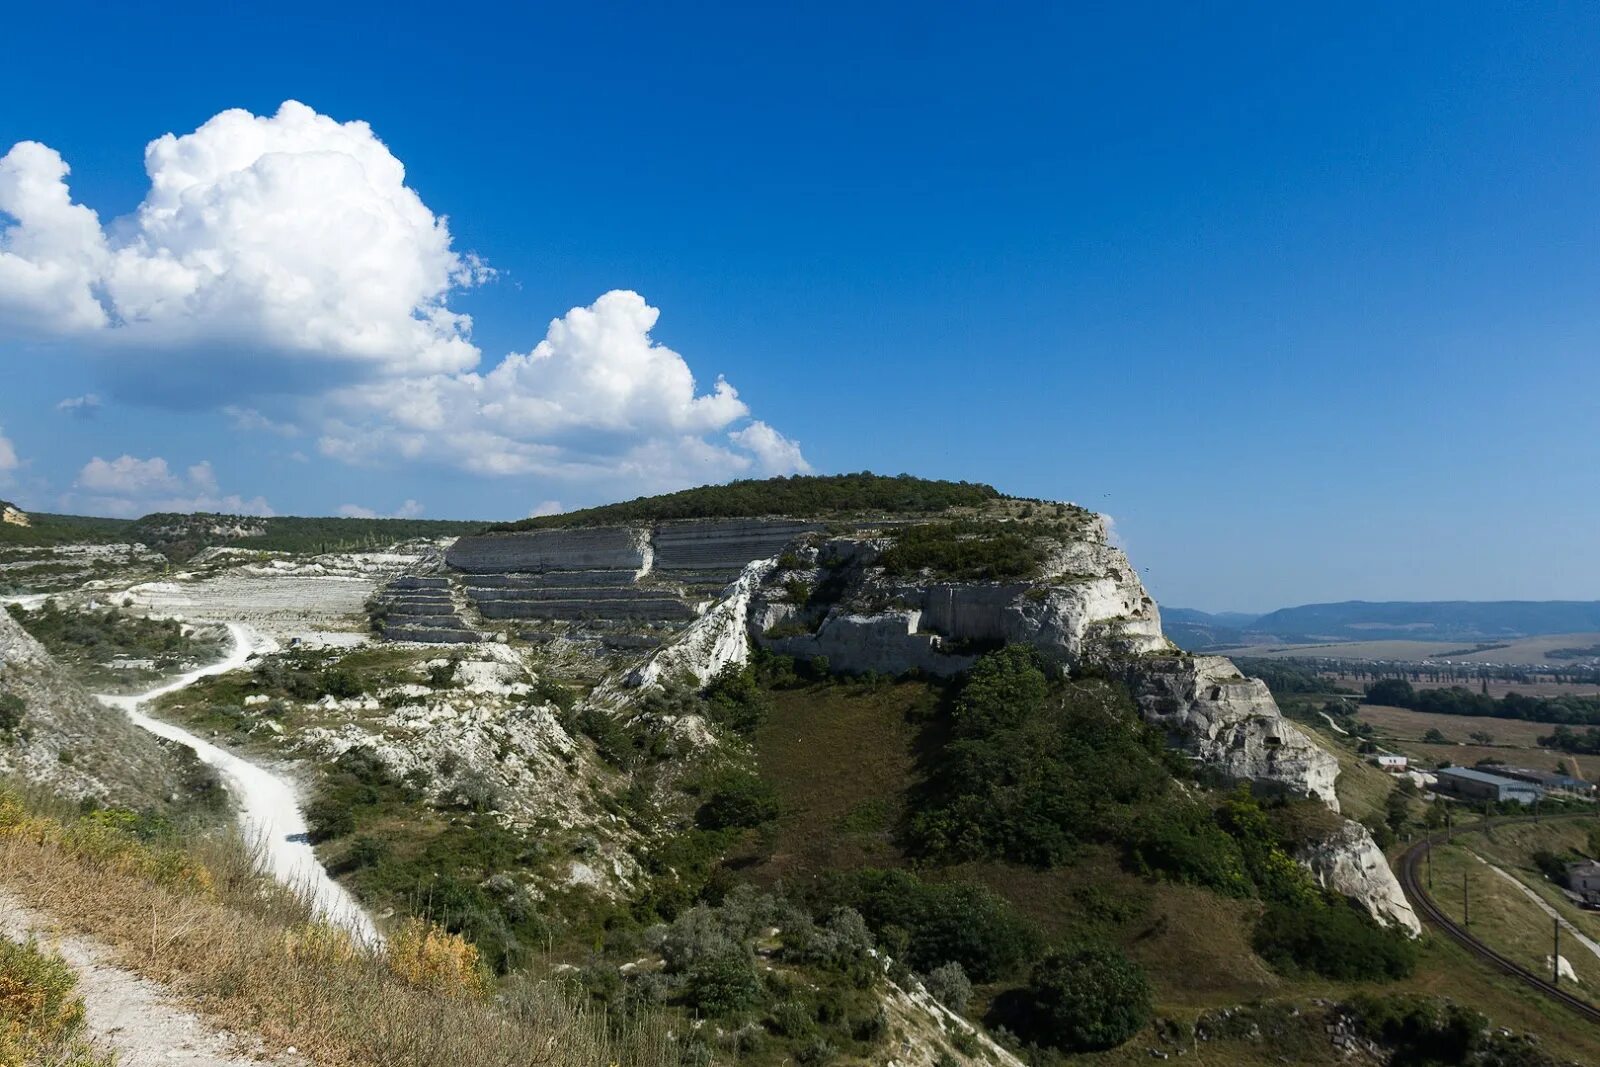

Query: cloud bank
72,455,272,517
0,101,807,502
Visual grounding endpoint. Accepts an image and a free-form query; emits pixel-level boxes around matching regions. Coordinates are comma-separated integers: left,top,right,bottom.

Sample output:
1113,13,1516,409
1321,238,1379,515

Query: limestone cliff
1297,820,1422,934
0,502,28,527
730,520,1340,809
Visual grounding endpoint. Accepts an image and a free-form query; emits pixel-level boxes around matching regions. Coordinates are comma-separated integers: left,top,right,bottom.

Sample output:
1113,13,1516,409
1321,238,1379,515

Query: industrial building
1431,766,1542,805
1493,766,1594,795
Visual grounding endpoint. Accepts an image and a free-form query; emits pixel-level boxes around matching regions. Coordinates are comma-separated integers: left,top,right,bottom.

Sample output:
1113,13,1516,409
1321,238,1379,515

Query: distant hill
1161,607,1262,651
0,510,486,559
1167,600,1600,651
126,513,487,560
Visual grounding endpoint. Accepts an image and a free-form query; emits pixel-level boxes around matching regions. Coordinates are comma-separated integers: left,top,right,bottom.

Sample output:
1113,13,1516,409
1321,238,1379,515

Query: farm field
1332,675,1600,699
1229,631,1600,666
1354,704,1599,779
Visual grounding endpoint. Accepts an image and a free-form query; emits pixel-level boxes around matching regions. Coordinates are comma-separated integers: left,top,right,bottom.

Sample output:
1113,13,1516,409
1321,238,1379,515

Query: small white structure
1376,754,1408,773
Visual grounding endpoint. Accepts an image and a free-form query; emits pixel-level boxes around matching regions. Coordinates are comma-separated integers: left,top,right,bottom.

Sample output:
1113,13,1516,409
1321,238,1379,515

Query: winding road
96,624,381,945
1399,813,1600,1024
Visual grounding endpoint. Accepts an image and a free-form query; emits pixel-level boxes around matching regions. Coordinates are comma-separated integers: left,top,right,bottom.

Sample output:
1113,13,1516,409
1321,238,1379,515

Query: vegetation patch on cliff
489,472,1006,531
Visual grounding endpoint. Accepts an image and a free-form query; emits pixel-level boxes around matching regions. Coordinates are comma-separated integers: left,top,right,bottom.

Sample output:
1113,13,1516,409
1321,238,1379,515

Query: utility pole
1464,871,1470,927
1554,917,1562,985
1427,842,1433,890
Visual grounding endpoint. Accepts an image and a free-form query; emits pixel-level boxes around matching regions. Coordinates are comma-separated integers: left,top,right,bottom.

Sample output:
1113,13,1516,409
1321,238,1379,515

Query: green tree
1025,944,1152,1052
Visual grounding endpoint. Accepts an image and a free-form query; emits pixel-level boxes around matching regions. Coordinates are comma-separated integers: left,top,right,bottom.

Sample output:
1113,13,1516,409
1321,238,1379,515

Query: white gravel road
96,624,380,945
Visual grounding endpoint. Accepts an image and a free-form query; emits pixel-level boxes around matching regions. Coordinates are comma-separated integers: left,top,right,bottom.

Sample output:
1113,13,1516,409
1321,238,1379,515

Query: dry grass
0,791,675,1067
0,932,109,1067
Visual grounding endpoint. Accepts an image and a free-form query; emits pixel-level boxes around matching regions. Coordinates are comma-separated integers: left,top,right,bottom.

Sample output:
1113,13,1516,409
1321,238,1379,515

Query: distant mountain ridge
1167,600,1600,651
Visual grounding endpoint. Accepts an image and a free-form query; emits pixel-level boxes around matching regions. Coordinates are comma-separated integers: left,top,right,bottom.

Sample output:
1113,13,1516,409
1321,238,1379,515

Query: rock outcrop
1123,655,1341,810
1297,821,1422,935
0,502,27,527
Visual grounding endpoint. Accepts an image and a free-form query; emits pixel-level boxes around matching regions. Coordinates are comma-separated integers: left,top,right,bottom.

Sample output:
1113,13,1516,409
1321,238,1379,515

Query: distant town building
1568,860,1600,906
1493,767,1595,796
1375,754,1408,772
1432,766,1542,805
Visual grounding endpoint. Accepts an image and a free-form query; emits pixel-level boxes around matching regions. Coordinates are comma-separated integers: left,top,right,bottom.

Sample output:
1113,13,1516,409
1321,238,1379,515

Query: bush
1126,805,1252,896
686,949,764,1017
923,961,972,1013
1019,944,1152,1052
879,520,1047,581
384,917,488,997
1253,899,1417,981
697,771,780,831
0,934,98,1066
0,692,23,735
702,666,772,736
304,798,355,842
817,869,1041,982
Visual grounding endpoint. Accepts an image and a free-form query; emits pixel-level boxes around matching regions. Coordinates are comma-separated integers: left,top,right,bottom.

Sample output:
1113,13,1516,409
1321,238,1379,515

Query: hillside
487,472,1009,531
3,476,1593,1065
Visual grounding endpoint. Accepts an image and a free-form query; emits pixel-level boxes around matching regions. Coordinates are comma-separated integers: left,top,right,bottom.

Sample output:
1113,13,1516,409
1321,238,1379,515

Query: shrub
384,917,489,997
702,665,772,736
1019,944,1152,1052
879,520,1047,581
1253,899,1417,981
0,934,100,1066
912,649,1178,868
697,770,780,831
817,869,1041,982
686,949,764,1017
0,692,23,735
304,798,355,842
923,961,972,1013
1126,806,1252,896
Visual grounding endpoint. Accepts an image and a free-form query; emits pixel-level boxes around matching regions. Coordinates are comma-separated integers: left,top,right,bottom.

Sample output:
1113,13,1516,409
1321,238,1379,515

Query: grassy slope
747,678,1600,1063
0,513,134,547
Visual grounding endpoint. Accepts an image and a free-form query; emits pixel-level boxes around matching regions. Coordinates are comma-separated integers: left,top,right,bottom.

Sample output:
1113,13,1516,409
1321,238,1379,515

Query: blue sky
2,2,1598,611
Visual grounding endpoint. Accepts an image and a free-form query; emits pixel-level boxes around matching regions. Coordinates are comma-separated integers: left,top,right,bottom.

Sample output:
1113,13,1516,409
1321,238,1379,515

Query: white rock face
1297,821,1421,936
1124,654,1341,810
631,558,775,688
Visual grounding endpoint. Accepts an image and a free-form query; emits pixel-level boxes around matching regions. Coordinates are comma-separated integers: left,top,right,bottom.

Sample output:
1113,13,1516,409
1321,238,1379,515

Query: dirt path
96,624,380,945
0,887,300,1067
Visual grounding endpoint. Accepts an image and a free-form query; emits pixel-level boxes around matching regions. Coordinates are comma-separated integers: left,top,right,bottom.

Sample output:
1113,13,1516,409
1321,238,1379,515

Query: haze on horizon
2,3,1597,613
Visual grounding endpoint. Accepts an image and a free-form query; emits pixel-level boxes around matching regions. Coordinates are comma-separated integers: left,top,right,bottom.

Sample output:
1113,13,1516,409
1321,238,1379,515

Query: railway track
1399,813,1600,1024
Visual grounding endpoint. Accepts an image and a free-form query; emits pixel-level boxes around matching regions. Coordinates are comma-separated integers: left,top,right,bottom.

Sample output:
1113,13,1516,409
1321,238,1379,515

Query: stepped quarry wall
651,519,821,579
447,528,646,574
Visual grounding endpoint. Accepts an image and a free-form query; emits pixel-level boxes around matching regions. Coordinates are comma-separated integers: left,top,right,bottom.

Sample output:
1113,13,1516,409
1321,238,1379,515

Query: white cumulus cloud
0,426,18,475
72,454,272,517
316,290,809,490
338,500,425,519
56,393,101,417
0,100,483,375
2,103,809,499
